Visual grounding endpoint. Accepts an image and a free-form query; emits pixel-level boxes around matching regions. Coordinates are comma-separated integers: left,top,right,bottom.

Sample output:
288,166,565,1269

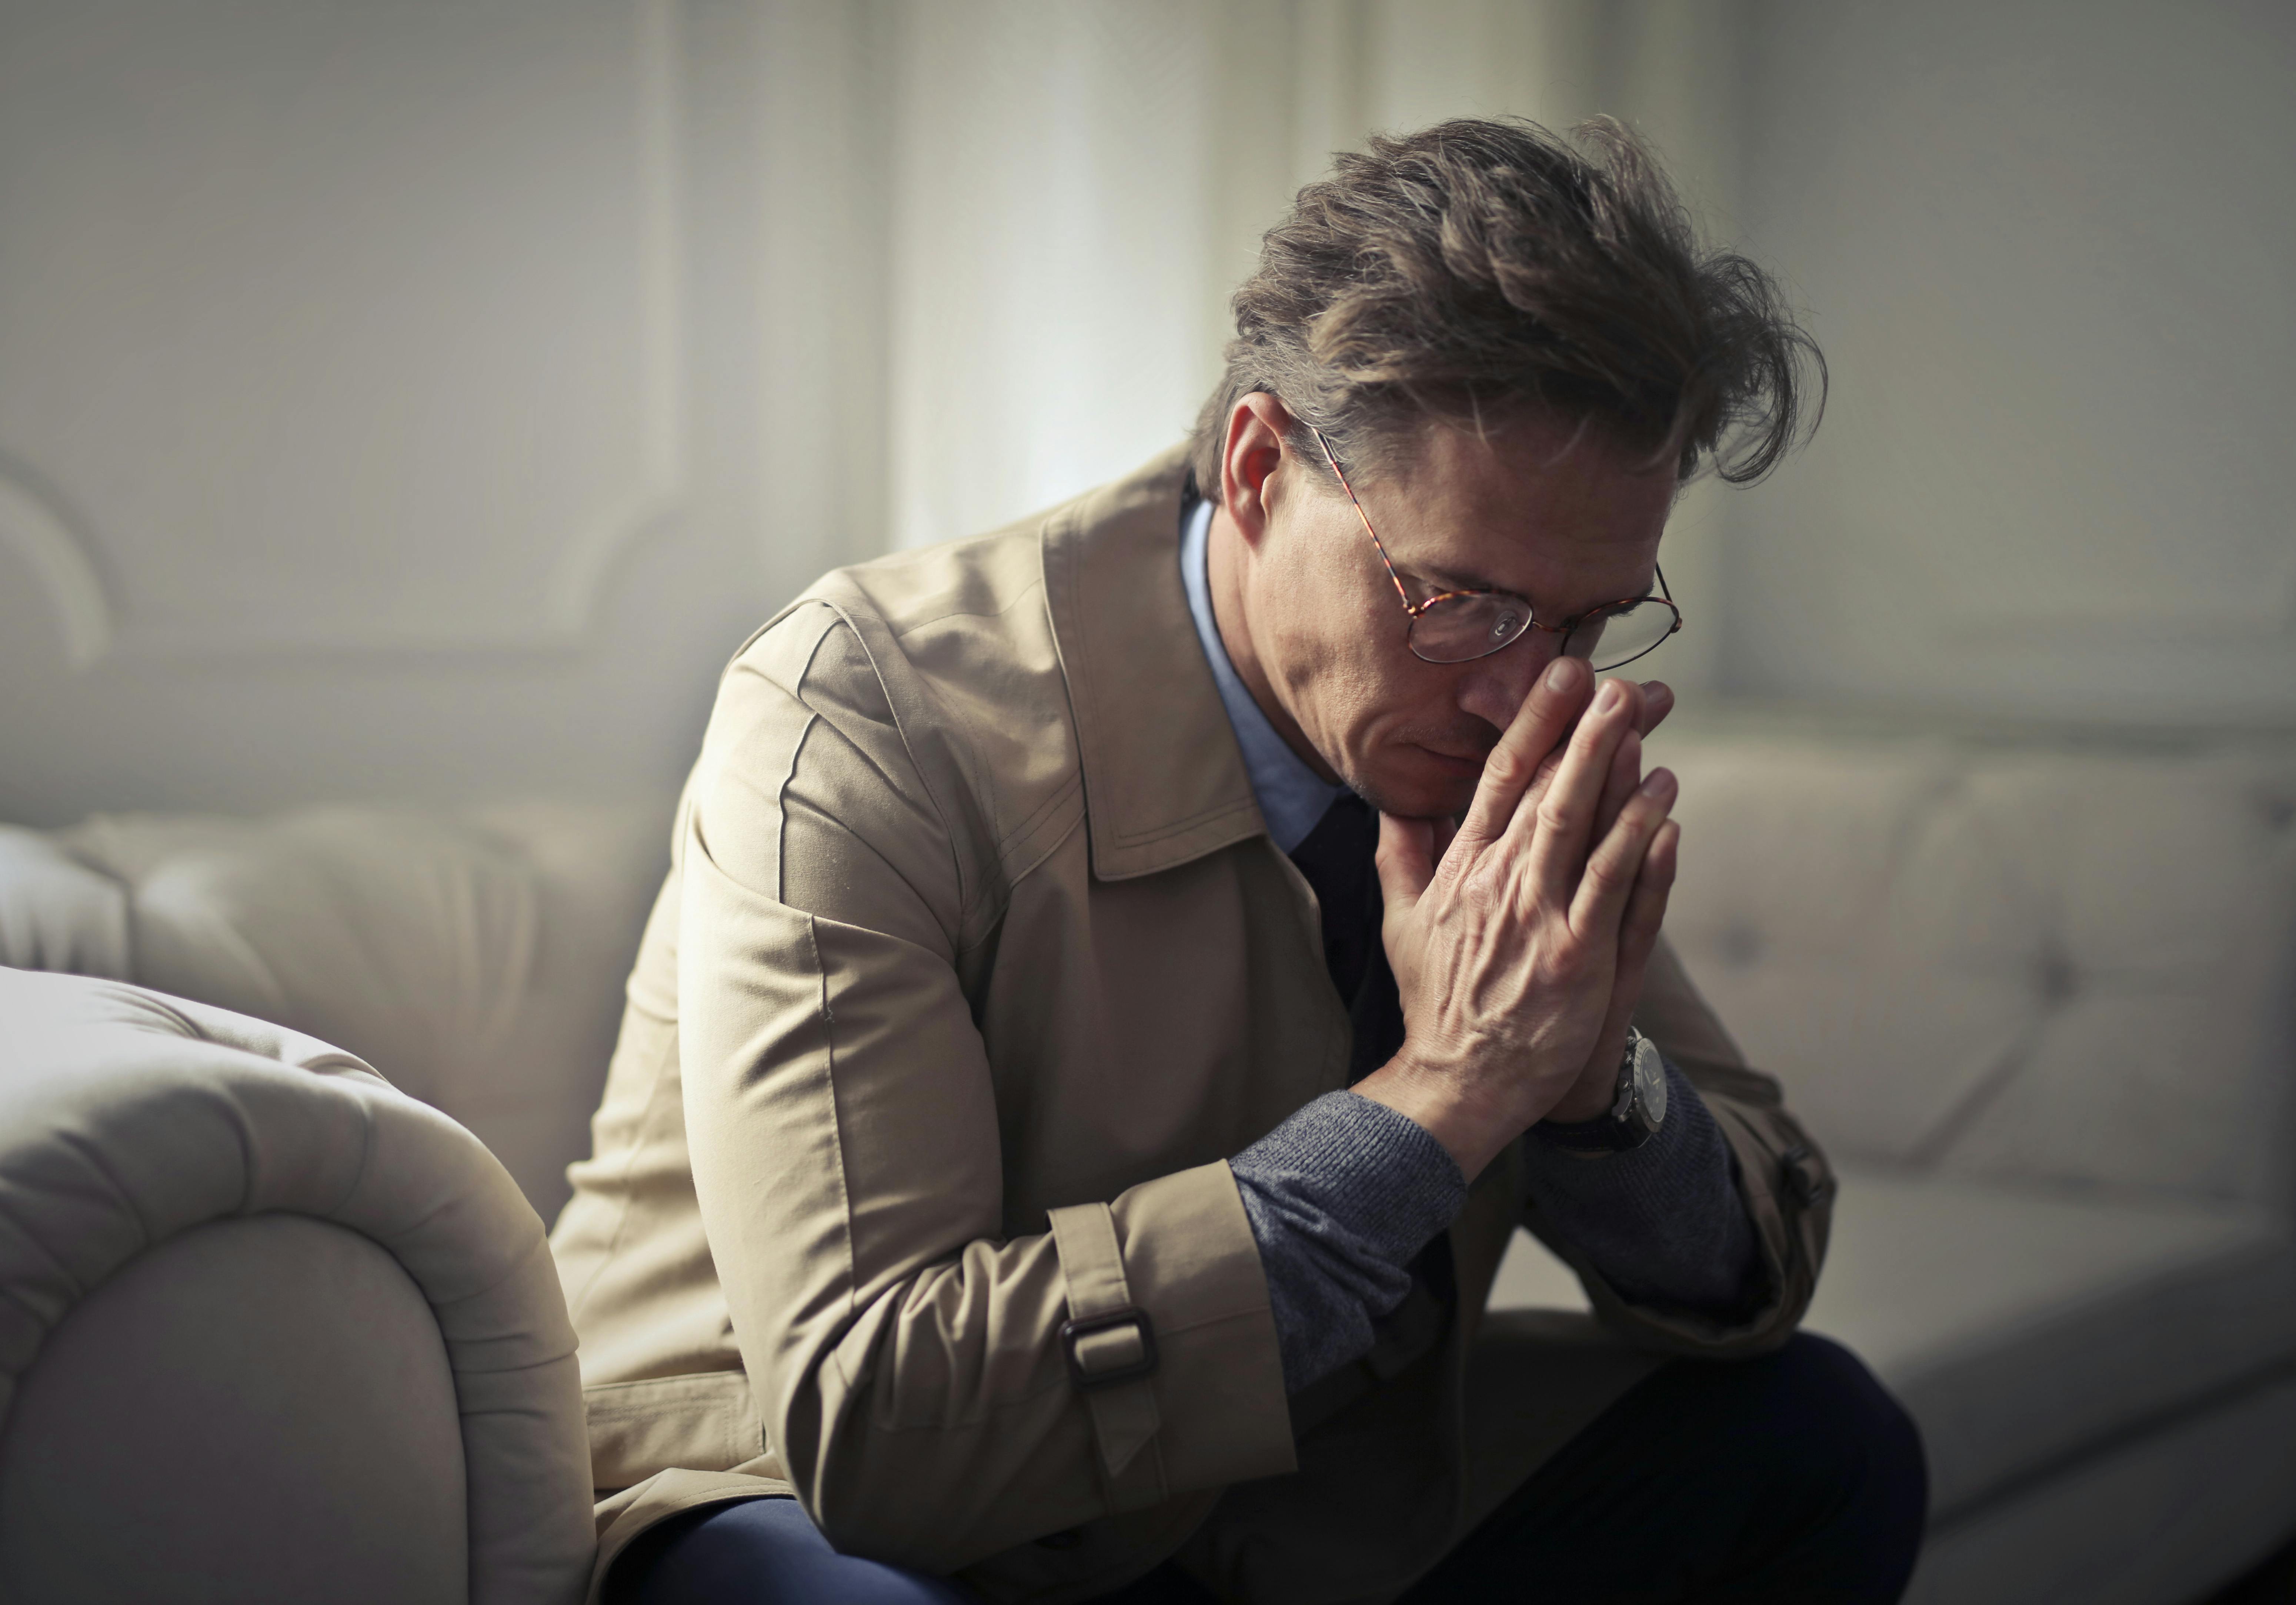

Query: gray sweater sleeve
1232,1065,1759,1394
1229,1092,1468,1393
1520,1059,1761,1312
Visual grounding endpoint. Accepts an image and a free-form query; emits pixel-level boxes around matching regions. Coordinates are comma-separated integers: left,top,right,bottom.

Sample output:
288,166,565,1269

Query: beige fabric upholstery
0,1213,467,1604
0,968,595,1605
0,801,668,1215
0,825,128,977
1783,1168,2296,1521
1907,1376,2296,1605
1492,1168,2296,1565
1656,737,2296,1204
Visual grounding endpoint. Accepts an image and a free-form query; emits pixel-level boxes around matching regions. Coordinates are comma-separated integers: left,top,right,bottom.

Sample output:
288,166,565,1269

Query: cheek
1263,541,1388,691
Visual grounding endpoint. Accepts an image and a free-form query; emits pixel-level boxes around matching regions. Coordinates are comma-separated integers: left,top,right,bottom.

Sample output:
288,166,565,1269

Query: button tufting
2033,946,2078,1006
1716,924,1765,969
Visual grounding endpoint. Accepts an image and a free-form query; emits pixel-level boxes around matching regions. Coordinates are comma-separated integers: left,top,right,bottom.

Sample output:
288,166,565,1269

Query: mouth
1410,744,1488,778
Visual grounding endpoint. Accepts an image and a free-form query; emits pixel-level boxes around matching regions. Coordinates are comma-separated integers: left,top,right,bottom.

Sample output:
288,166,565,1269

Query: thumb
1375,812,1438,920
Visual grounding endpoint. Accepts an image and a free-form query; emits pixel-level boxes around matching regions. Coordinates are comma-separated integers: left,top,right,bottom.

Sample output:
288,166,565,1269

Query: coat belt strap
1047,1201,1167,1507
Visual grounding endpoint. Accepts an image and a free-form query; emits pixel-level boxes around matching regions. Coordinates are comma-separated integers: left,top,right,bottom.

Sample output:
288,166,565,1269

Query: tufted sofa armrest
0,968,595,1604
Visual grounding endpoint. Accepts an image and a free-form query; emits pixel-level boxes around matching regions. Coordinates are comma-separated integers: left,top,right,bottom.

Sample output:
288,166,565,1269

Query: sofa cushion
1658,736,2296,1205
0,826,127,978
14,801,671,1216
1898,757,2296,1203
1647,739,1975,1166
1488,1162,2296,1521
59,809,542,1113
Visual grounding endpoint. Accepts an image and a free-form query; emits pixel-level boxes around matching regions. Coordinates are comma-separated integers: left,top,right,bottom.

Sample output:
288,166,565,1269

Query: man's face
1230,406,1676,820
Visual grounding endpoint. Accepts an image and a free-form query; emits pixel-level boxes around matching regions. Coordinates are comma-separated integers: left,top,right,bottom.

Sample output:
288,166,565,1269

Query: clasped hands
1356,655,1681,1181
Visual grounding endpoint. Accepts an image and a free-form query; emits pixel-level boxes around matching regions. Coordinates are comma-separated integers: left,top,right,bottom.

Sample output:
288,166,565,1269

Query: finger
1519,676,1644,908
1526,673,1658,822
1569,766,1677,940
1374,812,1439,923
1614,816,1680,974
1591,726,1644,849
1594,818,1679,1056
1636,680,1675,738
1431,813,1461,868
1458,656,1592,849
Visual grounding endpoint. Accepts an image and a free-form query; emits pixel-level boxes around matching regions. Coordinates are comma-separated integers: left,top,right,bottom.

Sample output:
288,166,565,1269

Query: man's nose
1453,633,1565,730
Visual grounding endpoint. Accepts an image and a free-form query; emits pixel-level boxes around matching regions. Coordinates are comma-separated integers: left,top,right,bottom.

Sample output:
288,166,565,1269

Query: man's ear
1220,392,1295,550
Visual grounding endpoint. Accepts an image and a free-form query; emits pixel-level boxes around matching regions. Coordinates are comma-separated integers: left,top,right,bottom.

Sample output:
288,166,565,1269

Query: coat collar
1040,444,1267,880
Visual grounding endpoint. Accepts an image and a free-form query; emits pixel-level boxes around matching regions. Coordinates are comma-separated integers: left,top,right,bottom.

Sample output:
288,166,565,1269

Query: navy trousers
609,1332,1928,1604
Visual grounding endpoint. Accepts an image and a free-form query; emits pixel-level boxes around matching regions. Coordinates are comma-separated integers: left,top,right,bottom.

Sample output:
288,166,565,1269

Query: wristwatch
1535,1029,1669,1156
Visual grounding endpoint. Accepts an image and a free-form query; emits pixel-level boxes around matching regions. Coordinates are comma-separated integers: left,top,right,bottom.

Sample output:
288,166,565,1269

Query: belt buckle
1060,1305,1159,1391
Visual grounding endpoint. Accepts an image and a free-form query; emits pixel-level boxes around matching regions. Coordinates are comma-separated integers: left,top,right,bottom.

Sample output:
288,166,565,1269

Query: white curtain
755,0,1749,699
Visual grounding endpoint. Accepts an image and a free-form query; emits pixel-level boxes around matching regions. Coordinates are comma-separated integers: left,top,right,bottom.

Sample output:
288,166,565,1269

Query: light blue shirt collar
1180,497,1348,853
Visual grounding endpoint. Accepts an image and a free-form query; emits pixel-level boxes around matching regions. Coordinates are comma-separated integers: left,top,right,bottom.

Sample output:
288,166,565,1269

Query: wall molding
0,470,110,670
1,0,685,669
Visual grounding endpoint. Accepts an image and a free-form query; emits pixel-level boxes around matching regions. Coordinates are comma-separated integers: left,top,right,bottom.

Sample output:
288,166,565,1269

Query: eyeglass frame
1306,424,1683,670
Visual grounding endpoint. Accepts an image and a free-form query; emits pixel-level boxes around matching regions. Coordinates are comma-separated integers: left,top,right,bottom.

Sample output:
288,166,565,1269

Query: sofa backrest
1659,733,2296,1210
7,730,2292,1219
0,801,672,1220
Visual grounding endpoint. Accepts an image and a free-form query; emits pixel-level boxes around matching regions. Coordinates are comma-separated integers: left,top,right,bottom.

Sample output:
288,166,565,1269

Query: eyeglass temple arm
1309,426,1418,615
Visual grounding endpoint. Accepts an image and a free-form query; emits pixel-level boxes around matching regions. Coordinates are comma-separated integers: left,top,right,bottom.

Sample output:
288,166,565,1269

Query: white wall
0,0,824,825
1719,0,2296,726
7,1,2285,830
0,0,1709,826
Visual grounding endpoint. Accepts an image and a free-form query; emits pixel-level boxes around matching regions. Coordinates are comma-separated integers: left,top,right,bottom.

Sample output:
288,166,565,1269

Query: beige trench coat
548,446,1834,1605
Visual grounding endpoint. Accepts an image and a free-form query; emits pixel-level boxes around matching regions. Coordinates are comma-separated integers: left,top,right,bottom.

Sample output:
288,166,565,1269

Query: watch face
1633,1036,1668,1127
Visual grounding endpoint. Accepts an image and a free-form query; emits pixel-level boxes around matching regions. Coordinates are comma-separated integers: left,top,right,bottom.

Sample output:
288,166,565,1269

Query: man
552,117,1926,1604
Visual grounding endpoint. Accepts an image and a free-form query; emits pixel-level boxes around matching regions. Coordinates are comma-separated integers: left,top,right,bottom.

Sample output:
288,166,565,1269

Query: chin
1350,751,1483,821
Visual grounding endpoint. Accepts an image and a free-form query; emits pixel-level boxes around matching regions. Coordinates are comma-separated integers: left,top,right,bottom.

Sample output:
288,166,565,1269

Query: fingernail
1595,679,1625,713
1544,658,1578,693
1639,767,1676,798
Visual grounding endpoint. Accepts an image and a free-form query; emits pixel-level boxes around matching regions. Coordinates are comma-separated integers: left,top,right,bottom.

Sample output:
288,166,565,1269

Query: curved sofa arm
0,968,595,1605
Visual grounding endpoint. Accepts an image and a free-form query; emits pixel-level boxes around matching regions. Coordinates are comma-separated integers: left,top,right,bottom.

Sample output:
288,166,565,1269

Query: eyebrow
1407,561,1514,595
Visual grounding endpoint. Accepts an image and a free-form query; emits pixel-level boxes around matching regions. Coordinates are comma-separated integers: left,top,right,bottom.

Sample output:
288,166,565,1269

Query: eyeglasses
1309,425,1683,670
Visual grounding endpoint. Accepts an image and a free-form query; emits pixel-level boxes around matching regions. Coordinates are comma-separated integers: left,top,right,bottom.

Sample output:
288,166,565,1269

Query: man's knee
1734,1333,1929,1564
1750,1336,1925,1481
608,1496,977,1605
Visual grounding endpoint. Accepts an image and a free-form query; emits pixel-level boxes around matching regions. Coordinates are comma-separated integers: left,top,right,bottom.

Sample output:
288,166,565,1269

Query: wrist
1534,1032,1669,1156
1543,1066,1621,1124
1351,1053,1524,1183
1544,1025,1632,1123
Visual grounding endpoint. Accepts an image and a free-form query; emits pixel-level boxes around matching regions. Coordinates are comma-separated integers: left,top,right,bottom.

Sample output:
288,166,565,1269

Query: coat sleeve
675,604,1293,1573
1521,934,1835,1357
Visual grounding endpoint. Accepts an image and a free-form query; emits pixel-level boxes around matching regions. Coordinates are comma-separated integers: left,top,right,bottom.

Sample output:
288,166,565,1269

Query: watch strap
1534,1030,1660,1155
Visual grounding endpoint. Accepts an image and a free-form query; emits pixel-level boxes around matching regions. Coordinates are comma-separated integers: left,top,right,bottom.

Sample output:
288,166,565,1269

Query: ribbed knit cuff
1522,1060,1759,1313
1230,1090,1469,1393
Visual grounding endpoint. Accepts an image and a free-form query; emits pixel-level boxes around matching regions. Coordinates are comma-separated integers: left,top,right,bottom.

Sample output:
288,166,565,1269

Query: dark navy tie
1286,793,1408,1084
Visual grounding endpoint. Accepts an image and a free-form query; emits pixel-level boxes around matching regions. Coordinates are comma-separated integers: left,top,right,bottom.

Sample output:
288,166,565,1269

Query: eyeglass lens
1409,592,1679,670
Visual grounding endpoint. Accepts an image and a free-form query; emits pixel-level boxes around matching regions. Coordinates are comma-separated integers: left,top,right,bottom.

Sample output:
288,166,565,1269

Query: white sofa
1,723,2292,1604
0,968,597,1605
1495,723,2296,1605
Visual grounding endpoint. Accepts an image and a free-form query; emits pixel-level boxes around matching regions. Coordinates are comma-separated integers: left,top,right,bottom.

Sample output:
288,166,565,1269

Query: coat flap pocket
583,1370,766,1492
